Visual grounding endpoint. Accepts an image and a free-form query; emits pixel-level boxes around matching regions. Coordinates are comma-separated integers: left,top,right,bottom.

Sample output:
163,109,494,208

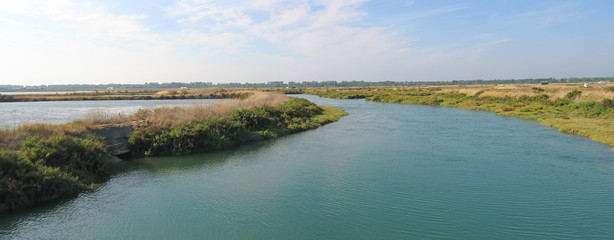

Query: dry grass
4,88,254,102
0,121,95,150
139,92,289,128
75,91,288,129
155,88,253,98
436,83,614,102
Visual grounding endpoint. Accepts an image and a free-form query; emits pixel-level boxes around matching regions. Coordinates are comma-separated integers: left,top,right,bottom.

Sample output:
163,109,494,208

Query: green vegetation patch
1,135,109,214
129,98,347,157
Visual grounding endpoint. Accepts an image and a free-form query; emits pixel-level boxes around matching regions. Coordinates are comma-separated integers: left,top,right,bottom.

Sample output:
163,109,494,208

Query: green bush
0,149,83,213
566,90,582,99
129,118,251,156
602,98,614,108
20,135,110,183
229,109,259,130
574,101,606,117
230,107,277,131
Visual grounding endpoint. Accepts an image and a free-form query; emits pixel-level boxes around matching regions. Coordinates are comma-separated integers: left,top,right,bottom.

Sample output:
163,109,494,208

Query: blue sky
0,0,613,85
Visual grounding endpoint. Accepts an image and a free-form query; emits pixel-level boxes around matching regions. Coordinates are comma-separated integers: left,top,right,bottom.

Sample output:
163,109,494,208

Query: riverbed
1,95,613,239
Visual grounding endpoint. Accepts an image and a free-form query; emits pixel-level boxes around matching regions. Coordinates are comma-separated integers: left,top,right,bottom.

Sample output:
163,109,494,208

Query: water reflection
114,139,277,175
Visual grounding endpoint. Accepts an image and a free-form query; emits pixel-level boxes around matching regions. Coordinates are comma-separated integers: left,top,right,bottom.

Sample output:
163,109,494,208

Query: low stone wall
93,126,133,157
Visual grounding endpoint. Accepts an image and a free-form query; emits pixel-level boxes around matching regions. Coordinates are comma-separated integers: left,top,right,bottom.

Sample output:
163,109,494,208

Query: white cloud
0,1,161,45
165,0,406,67
0,0,174,84
3,0,604,85
0,0,499,85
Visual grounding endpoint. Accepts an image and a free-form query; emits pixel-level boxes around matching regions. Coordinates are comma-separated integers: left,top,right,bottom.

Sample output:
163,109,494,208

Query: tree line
1,77,611,90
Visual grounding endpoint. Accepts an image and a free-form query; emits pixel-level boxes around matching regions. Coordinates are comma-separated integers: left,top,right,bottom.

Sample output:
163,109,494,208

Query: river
1,95,613,239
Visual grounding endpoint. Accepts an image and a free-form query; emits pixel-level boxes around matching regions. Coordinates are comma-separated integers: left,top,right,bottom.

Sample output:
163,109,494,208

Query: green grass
540,118,614,151
311,106,349,124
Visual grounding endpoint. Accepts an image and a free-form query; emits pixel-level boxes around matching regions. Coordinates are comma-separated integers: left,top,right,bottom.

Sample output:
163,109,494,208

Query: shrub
230,108,273,131
566,90,582,100
0,150,83,213
0,94,14,102
532,87,545,92
574,101,606,117
552,98,573,107
130,118,251,156
20,135,110,183
602,98,614,108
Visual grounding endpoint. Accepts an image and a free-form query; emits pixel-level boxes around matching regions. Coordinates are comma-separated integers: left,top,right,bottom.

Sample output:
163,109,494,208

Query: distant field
0,88,252,102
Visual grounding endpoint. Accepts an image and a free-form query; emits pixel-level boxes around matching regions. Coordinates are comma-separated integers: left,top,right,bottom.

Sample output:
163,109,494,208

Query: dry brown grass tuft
0,121,96,150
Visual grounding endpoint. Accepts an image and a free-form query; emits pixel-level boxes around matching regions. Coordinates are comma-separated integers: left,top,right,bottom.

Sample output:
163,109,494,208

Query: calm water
0,99,222,128
0,91,93,95
1,95,613,239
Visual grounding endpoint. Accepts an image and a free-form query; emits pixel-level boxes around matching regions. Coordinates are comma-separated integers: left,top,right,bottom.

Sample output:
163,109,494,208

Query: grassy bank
0,92,347,213
287,83,614,150
128,97,347,156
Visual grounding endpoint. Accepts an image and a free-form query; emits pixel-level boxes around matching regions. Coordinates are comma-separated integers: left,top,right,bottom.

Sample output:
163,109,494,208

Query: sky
0,0,613,85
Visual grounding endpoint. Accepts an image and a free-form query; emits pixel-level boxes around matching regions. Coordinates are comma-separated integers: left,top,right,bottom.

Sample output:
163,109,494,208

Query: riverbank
0,92,347,214
280,83,614,150
0,88,250,102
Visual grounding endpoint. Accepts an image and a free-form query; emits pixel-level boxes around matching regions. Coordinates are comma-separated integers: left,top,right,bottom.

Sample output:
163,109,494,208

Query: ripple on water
2,95,614,239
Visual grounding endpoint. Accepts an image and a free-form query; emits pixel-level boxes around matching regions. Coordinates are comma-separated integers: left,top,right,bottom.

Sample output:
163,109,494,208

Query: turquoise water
1,95,613,239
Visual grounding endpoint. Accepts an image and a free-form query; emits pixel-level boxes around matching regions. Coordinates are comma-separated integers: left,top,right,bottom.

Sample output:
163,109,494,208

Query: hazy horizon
1,0,613,85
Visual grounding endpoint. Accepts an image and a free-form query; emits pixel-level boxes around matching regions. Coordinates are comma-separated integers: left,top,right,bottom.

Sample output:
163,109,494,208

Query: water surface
1,95,613,239
0,99,222,128
0,91,93,95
